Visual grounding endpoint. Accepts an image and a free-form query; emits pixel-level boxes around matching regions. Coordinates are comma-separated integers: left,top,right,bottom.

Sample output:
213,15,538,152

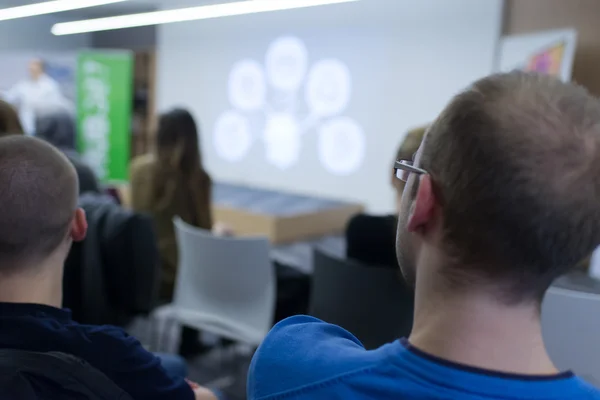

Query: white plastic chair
542,286,600,387
154,217,276,348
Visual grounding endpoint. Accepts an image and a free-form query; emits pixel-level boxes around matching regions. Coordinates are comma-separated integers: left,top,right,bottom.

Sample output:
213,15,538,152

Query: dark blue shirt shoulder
248,315,600,400
0,302,192,400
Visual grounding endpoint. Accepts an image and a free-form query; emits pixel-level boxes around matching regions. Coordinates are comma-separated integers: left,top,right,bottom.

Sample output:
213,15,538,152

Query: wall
157,0,504,212
504,0,600,95
0,15,90,51
92,26,156,50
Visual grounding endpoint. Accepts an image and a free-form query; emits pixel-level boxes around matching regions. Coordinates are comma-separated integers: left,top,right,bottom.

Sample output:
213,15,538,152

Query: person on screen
5,58,71,135
0,135,217,400
247,72,600,400
0,99,24,136
345,125,426,268
130,108,213,356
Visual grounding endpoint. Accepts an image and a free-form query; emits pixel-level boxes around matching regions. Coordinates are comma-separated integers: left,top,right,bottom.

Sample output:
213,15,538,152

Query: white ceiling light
52,0,360,35
0,0,128,22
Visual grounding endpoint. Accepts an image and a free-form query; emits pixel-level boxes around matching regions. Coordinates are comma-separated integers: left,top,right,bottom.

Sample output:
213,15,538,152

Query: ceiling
0,0,232,19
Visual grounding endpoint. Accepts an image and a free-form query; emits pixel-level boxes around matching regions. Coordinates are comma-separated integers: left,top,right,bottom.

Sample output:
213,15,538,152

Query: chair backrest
172,217,276,339
542,285,600,387
64,196,159,326
0,349,132,399
309,249,414,349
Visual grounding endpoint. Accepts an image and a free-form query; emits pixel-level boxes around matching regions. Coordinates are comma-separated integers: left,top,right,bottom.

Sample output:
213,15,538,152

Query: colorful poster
497,29,577,82
524,41,566,77
77,51,133,182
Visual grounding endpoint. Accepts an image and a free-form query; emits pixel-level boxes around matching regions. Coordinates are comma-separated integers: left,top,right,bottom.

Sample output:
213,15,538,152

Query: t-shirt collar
0,302,71,322
390,338,579,399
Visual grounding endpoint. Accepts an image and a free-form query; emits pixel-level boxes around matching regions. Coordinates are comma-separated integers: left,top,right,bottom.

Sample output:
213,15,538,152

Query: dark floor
127,317,251,400
187,347,251,400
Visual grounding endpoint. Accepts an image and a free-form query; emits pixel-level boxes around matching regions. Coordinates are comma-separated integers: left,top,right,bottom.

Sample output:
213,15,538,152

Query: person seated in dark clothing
345,214,398,267
0,136,217,400
345,125,426,268
35,108,101,195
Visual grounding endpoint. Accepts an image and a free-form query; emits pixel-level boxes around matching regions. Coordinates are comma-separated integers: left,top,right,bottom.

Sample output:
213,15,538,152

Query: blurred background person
345,125,427,268
130,108,213,356
5,58,73,135
35,108,100,195
0,99,24,137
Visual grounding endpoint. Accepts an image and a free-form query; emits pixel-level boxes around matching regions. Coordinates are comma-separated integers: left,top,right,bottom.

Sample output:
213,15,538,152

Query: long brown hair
0,100,24,136
153,108,211,226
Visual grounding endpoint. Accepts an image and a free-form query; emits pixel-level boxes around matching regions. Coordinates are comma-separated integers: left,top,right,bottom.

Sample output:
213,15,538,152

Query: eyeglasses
395,160,427,183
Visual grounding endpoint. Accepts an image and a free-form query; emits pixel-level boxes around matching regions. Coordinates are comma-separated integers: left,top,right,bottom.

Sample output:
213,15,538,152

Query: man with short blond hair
248,72,600,399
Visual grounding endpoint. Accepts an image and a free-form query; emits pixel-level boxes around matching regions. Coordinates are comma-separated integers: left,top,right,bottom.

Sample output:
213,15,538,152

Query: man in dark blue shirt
0,136,216,400
248,72,600,399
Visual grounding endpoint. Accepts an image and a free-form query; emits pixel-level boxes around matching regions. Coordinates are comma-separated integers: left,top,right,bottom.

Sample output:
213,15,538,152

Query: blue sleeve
248,315,367,400
85,326,193,400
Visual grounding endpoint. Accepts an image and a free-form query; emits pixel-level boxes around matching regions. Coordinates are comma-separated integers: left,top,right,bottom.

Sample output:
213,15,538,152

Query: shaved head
0,136,78,271
398,71,600,304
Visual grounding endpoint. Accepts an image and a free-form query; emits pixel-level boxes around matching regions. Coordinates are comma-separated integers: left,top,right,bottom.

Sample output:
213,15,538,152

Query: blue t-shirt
0,302,192,400
248,315,600,400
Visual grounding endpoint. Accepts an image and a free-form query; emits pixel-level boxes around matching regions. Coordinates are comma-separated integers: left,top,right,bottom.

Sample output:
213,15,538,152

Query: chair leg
148,314,159,352
216,338,224,370
161,315,177,353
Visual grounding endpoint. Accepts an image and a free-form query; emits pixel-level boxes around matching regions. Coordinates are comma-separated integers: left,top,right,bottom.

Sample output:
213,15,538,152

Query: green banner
77,51,133,183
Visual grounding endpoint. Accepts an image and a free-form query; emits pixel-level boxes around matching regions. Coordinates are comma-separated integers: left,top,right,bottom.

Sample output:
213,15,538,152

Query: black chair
0,349,132,399
309,250,414,350
63,194,160,326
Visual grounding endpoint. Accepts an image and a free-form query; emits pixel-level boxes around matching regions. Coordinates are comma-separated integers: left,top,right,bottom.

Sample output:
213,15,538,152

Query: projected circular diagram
213,111,252,162
265,36,308,92
263,113,301,170
305,59,351,117
217,35,364,174
228,59,267,111
318,117,365,175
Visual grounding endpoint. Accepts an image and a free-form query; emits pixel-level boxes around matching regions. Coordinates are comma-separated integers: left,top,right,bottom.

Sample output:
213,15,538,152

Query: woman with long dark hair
131,109,213,357
131,108,213,300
